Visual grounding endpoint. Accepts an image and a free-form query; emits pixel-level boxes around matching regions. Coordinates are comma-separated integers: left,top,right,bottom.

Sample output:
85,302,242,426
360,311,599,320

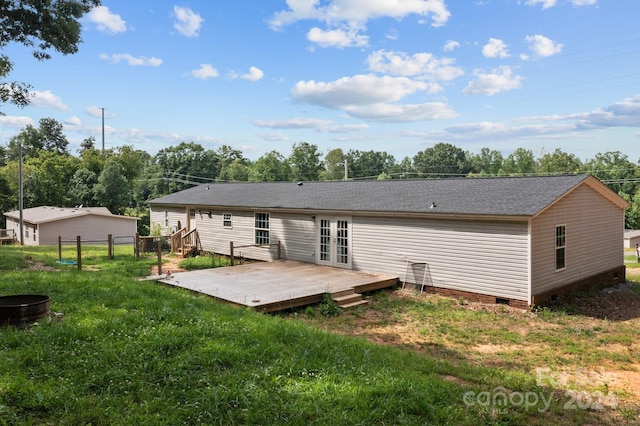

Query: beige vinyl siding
196,211,316,262
351,216,530,301
39,216,136,246
150,206,186,235
531,184,625,295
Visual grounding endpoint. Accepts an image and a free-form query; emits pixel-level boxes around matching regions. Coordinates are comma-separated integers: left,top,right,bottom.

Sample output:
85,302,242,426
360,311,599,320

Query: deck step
339,299,369,309
331,290,368,309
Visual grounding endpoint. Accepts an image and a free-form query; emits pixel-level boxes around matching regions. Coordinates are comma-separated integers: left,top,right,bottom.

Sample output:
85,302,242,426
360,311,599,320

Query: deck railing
170,227,199,257
0,229,15,244
229,240,281,266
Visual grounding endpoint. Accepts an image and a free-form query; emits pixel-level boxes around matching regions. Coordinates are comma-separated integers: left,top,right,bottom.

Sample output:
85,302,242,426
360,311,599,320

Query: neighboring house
4,206,138,246
148,175,629,308
624,229,640,249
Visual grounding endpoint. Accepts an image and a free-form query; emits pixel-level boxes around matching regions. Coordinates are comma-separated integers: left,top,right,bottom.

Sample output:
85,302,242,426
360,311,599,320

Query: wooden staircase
331,288,368,309
170,228,200,258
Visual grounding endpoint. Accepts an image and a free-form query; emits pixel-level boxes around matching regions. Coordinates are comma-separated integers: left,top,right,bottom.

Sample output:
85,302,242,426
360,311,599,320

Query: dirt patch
150,256,187,276
26,260,57,271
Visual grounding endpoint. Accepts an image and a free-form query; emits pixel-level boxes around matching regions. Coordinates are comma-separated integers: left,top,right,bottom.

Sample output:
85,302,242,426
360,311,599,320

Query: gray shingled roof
4,206,137,224
149,174,594,217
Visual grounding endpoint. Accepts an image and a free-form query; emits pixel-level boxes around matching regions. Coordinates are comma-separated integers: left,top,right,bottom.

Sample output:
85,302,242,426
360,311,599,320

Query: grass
0,245,636,424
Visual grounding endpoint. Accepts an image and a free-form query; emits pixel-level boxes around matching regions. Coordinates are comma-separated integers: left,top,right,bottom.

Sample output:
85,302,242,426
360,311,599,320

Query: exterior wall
6,215,136,246
531,184,625,297
150,206,187,236
195,209,316,262
351,216,531,301
39,215,137,245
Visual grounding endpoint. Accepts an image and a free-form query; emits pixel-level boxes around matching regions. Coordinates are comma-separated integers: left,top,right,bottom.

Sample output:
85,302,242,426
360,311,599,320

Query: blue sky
1,0,639,162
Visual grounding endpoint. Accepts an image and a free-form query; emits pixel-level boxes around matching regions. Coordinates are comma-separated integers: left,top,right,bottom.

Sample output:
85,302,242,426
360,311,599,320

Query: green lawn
0,246,632,425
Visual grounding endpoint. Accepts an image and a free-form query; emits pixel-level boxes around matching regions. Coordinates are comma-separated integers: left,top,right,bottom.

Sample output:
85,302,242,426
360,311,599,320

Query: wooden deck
156,260,398,312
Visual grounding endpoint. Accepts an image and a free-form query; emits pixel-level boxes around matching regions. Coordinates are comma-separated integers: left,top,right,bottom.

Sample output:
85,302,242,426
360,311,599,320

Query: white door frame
316,216,352,269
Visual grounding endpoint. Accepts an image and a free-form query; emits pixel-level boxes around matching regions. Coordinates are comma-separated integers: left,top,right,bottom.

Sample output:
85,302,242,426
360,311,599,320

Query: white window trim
223,213,233,228
555,224,566,271
254,212,270,245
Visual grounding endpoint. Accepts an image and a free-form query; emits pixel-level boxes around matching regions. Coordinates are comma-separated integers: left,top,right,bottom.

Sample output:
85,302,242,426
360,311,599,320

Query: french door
316,216,351,269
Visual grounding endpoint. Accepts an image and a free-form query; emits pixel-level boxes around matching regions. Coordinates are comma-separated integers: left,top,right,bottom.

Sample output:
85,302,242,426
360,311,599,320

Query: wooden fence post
108,234,113,259
76,236,82,271
157,239,162,275
135,233,140,258
230,241,235,266
58,236,62,260
277,240,281,260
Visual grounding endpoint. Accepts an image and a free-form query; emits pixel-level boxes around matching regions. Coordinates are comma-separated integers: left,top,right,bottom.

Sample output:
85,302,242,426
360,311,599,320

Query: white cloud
463,66,524,96
525,35,563,58
64,116,82,127
174,6,203,37
292,74,429,108
291,74,457,122
345,102,458,122
87,6,126,34
240,66,265,82
268,0,451,30
31,90,68,110
253,118,334,129
366,50,464,83
259,132,289,142
253,117,368,133
443,40,460,51
576,95,640,128
525,0,557,9
189,64,219,79
0,115,33,129
571,0,597,5
99,53,162,67
482,38,510,58
307,27,369,48
84,106,106,118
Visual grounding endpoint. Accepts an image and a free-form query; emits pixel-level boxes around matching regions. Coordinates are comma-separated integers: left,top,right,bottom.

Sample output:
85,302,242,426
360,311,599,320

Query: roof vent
429,202,437,209
297,182,303,186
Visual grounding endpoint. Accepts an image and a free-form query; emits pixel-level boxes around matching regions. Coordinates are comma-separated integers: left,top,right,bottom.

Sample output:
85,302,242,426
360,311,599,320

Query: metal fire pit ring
0,295,51,328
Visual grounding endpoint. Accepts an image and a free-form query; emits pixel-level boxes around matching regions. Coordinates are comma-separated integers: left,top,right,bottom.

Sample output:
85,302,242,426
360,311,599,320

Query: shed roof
4,206,138,225
149,174,628,217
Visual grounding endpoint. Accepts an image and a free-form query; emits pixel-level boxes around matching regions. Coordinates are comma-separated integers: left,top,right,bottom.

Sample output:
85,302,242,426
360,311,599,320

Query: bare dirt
300,269,640,409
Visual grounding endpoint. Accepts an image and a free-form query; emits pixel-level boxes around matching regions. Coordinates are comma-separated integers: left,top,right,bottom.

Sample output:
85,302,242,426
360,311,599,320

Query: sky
1,0,640,163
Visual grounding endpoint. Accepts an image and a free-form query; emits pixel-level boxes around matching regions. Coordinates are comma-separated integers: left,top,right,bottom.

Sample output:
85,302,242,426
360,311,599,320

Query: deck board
156,260,398,312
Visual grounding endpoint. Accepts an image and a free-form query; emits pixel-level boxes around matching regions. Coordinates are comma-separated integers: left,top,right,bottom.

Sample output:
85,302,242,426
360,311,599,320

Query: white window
223,213,232,228
255,213,270,244
555,225,566,271
164,210,169,227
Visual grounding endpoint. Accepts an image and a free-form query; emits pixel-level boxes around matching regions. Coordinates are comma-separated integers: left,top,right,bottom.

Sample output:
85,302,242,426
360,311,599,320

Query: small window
223,213,232,228
255,213,270,245
555,225,566,270
189,208,196,218
164,210,169,227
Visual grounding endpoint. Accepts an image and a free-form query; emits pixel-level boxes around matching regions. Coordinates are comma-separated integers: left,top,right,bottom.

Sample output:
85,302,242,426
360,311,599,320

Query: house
624,229,640,249
4,206,138,246
148,175,629,308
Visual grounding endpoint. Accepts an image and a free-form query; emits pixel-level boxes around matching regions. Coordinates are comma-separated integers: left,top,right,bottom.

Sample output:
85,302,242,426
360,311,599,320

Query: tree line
1,117,640,234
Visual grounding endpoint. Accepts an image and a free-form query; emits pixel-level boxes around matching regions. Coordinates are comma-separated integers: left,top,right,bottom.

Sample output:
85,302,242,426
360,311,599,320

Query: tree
69,168,98,206
1,0,101,113
321,148,347,181
538,148,582,174
288,142,323,181
413,143,470,177
500,148,537,175
93,158,130,214
346,149,397,179
469,147,503,176
585,151,639,196
21,151,79,207
249,151,290,182
6,117,69,161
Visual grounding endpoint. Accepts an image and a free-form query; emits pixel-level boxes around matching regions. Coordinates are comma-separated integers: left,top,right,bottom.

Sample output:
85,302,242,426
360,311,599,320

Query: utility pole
100,107,106,153
18,144,23,245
